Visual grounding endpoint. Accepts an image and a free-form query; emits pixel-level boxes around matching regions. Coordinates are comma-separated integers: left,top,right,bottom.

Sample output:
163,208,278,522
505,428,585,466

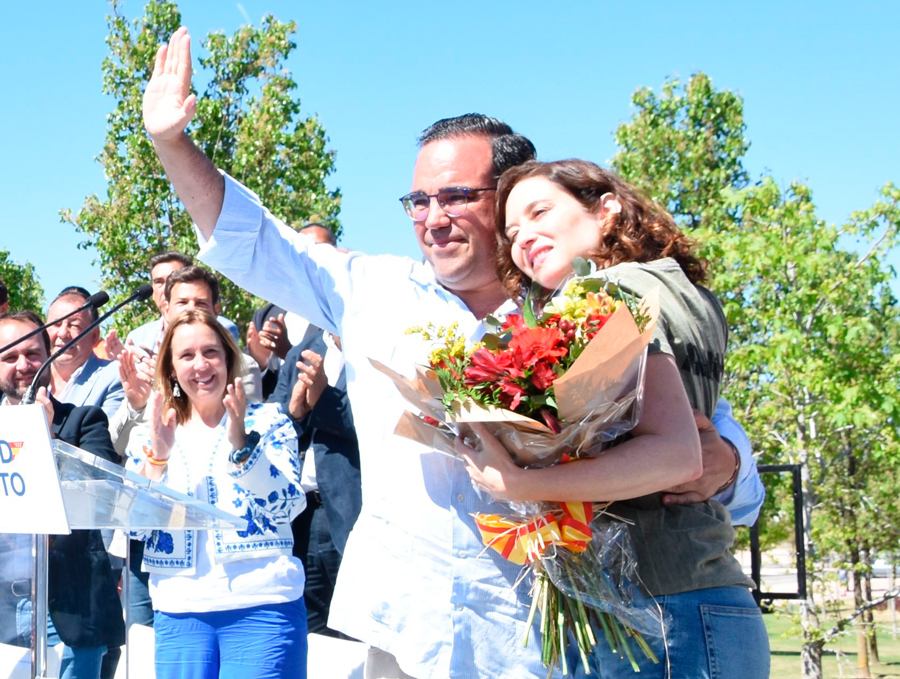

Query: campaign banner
0,405,70,534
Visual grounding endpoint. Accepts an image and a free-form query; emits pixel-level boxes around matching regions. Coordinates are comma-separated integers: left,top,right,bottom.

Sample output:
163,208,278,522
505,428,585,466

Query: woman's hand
147,391,176,460
456,422,525,502
223,377,248,450
119,349,152,411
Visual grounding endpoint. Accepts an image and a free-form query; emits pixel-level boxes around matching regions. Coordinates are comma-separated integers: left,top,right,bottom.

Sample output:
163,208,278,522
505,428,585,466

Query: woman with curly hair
126,309,307,679
458,159,769,678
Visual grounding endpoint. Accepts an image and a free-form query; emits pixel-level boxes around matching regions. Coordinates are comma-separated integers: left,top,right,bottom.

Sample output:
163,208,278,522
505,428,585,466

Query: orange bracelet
142,445,170,467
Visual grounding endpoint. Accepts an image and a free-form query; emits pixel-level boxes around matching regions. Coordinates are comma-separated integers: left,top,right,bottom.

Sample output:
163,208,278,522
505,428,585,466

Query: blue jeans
154,598,308,679
126,540,154,627
566,586,770,679
295,493,343,636
15,599,107,679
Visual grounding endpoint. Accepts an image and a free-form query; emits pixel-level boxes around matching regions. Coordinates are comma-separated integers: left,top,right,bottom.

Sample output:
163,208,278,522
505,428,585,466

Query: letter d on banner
0,405,70,534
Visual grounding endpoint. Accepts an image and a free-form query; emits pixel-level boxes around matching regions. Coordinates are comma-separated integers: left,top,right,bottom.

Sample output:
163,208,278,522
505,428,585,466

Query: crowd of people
0,24,773,679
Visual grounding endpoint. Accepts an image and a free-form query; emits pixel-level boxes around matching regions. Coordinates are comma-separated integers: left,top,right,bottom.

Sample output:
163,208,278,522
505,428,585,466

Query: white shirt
198,173,763,678
283,312,311,346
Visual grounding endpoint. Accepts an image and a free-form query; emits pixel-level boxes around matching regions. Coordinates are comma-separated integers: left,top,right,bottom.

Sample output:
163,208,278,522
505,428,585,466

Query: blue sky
1,0,897,314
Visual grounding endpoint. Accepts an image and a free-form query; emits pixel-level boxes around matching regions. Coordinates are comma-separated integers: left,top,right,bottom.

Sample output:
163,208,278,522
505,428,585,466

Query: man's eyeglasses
399,187,496,222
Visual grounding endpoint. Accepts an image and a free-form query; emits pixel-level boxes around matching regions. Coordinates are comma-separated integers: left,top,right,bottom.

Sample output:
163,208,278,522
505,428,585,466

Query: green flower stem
524,574,541,647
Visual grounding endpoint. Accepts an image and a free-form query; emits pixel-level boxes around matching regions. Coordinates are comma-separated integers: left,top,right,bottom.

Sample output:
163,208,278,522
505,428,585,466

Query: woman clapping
127,309,307,679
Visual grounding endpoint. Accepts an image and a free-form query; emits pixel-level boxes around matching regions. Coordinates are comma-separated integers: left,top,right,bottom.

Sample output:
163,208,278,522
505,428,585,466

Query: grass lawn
766,610,900,678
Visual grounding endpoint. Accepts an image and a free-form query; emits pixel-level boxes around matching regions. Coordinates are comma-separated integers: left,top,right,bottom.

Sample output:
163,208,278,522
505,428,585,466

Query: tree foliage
613,74,900,679
61,0,341,335
0,250,44,313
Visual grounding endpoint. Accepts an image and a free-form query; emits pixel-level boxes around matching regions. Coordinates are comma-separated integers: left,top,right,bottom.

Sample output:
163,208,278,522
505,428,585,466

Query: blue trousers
566,585,770,679
154,598,308,679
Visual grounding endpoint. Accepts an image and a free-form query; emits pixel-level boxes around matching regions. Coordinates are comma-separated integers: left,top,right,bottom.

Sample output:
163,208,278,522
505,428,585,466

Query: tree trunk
799,448,824,679
801,639,824,679
892,553,898,640
862,546,880,662
852,547,871,677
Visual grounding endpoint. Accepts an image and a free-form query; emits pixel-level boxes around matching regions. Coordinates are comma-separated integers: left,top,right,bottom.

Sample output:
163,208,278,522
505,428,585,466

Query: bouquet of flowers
372,267,666,675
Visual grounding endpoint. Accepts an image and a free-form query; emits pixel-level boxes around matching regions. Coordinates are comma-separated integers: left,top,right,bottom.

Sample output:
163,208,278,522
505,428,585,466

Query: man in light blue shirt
46,286,124,423
142,28,764,678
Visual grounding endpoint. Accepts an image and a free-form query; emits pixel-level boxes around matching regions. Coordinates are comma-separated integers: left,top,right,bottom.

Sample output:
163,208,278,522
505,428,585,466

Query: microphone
0,291,110,355
84,291,112,309
21,284,154,405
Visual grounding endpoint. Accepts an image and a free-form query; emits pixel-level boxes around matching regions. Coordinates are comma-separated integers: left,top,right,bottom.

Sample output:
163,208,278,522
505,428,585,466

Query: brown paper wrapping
372,287,660,467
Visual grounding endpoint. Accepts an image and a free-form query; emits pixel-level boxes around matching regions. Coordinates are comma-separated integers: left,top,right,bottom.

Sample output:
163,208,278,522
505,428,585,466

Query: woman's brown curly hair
495,159,707,299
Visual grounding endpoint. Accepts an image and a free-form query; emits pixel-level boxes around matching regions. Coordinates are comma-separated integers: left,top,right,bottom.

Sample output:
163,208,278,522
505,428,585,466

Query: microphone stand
21,285,152,405
0,292,109,355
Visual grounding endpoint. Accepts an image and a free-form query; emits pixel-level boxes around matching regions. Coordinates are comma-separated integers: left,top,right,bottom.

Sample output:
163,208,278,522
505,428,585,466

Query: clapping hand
105,329,126,362
119,349,153,411
247,314,291,370
260,314,291,360
147,391,177,462
143,26,197,142
223,377,247,451
287,349,326,420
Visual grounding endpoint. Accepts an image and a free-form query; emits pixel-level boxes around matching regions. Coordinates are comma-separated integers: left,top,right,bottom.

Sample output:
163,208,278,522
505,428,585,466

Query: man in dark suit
271,327,362,636
0,310,125,679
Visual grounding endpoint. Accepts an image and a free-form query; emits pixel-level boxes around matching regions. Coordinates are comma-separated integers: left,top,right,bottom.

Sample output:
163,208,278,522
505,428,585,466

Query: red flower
531,361,558,391
509,326,568,367
464,347,524,385
497,379,527,411
502,314,527,333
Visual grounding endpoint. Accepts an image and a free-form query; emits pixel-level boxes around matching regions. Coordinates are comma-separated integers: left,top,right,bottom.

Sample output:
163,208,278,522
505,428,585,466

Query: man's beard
0,370,49,403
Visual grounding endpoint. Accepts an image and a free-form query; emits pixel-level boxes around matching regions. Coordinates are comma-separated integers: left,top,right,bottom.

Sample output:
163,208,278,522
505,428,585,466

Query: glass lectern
0,438,246,679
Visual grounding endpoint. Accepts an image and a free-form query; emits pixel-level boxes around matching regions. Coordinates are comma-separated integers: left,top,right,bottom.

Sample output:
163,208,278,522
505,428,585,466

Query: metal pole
31,534,49,679
123,537,131,679
750,519,762,604
792,466,807,599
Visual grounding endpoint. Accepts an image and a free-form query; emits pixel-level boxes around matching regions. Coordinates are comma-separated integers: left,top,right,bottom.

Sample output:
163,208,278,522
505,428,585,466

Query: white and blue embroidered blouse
126,401,305,575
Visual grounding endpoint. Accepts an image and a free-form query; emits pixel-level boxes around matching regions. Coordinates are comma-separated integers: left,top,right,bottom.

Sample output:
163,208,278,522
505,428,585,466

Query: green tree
0,250,44,313
61,0,341,335
613,74,900,679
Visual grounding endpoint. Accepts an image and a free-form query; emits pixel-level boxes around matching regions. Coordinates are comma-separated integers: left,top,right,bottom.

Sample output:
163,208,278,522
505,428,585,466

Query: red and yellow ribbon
474,501,594,566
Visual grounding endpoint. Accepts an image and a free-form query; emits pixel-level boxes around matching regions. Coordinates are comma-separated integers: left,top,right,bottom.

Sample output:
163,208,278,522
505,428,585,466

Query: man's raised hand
143,27,197,142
